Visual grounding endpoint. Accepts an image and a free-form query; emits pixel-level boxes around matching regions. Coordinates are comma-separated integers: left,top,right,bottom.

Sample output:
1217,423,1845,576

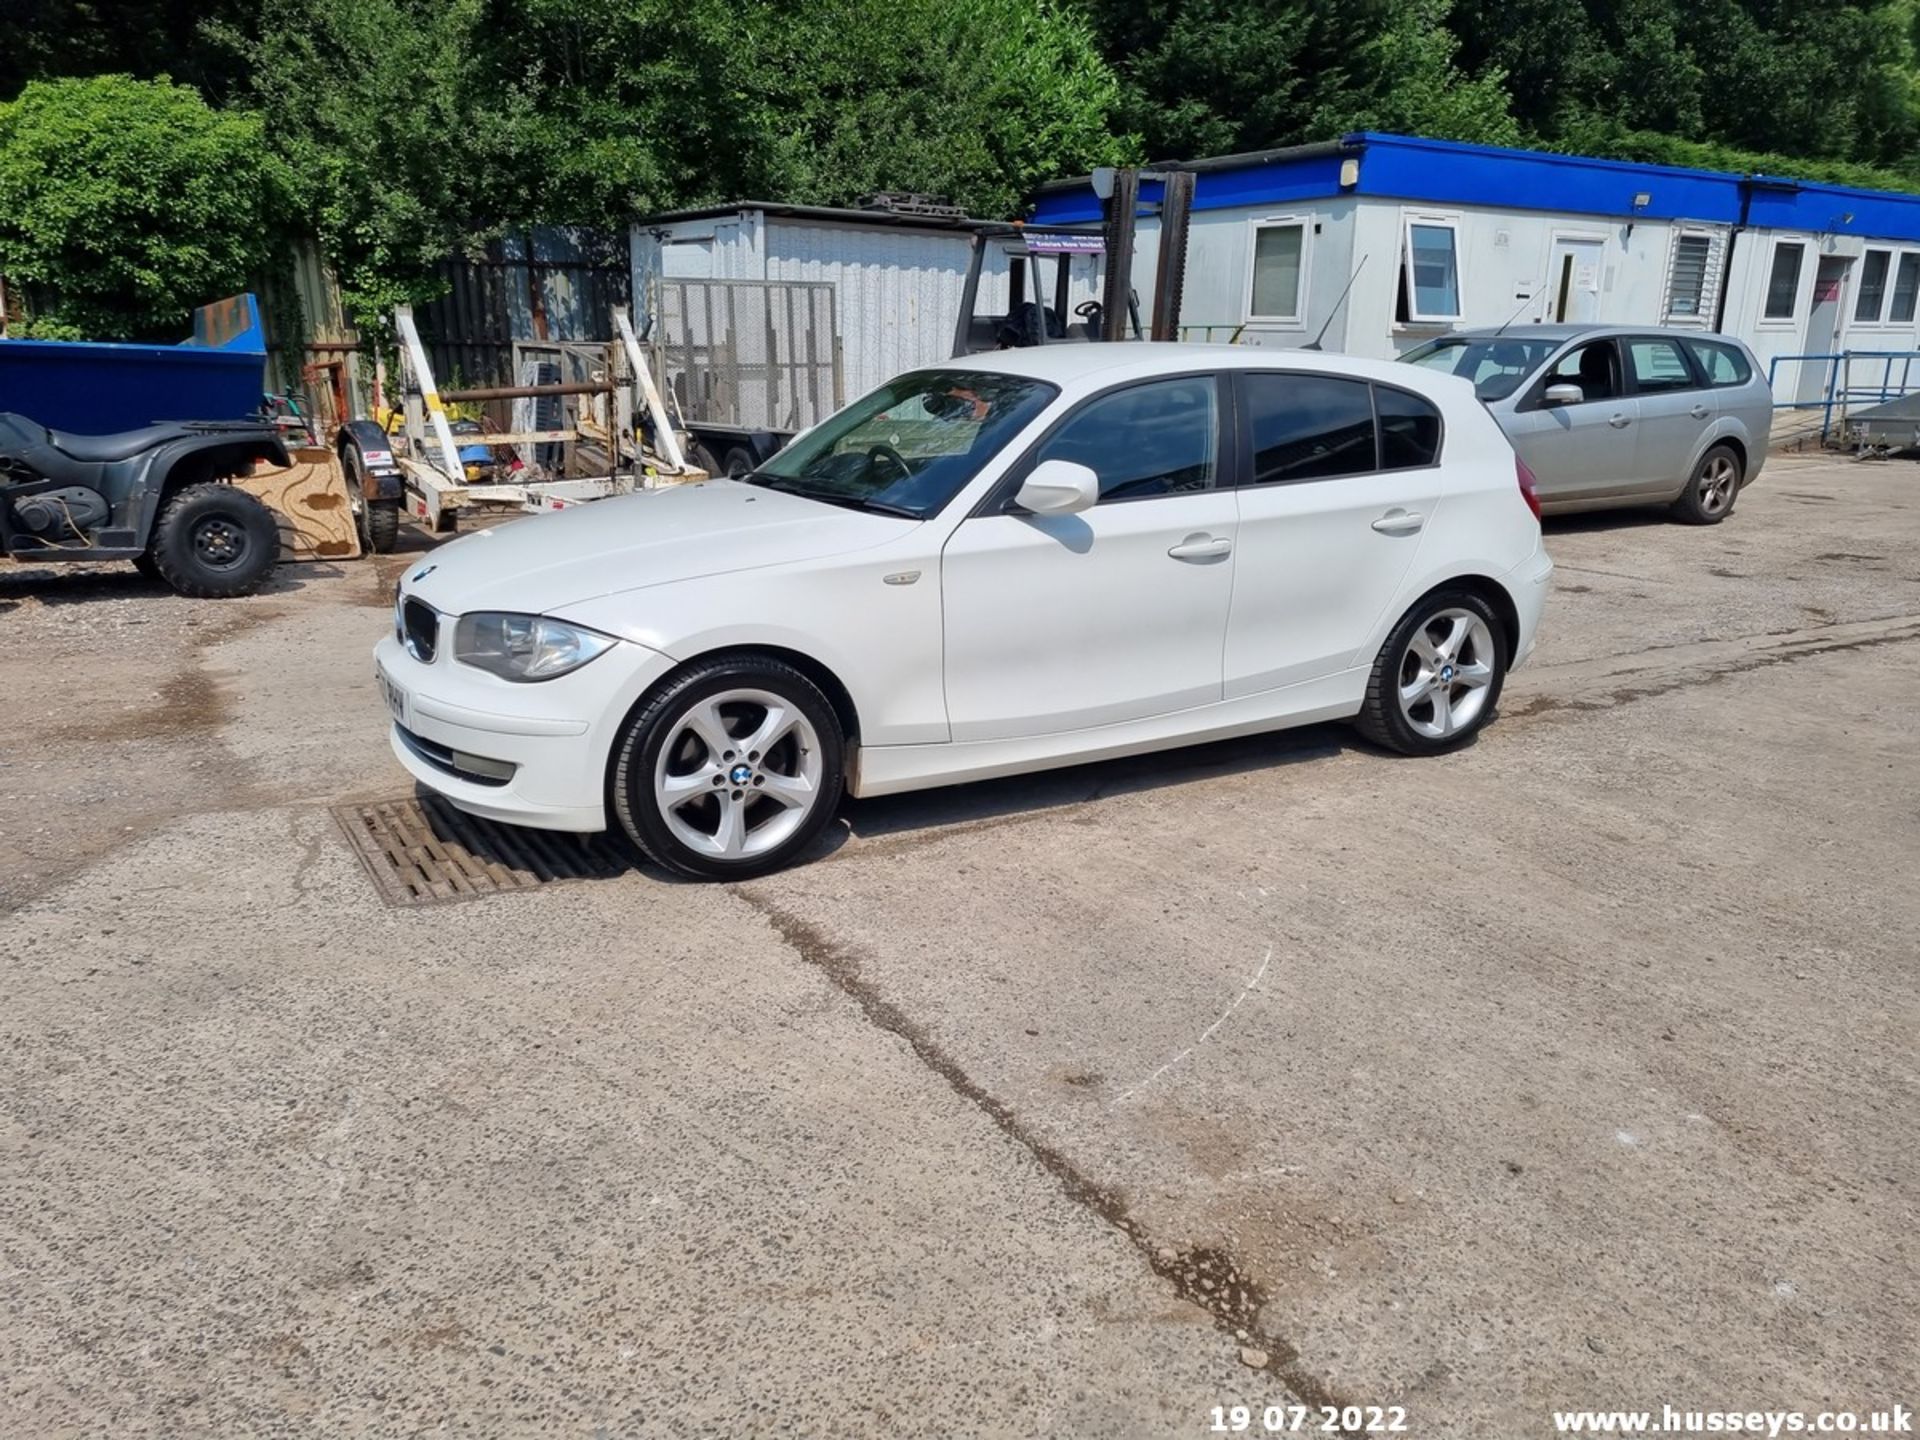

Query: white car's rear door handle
1167,534,1232,561
1608,412,1632,428
1690,403,1711,419
1371,509,1425,536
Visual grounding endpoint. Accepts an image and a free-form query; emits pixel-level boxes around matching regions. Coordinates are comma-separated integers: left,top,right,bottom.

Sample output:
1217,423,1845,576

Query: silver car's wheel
612,656,845,880
1356,589,1508,755
1673,444,1743,525
653,688,825,860
1396,608,1497,740
1697,453,1738,516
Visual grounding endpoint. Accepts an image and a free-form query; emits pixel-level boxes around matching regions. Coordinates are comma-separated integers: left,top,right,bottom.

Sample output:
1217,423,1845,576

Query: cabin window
1402,219,1461,322
1890,253,1920,325
1247,221,1306,322
1664,233,1716,321
1763,242,1804,320
1856,249,1893,323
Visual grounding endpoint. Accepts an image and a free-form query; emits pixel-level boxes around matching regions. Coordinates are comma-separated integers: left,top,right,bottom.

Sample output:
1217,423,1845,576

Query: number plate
376,668,409,728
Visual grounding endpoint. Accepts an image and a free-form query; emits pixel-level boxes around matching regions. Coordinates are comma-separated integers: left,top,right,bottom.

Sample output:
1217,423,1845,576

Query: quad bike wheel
148,483,279,598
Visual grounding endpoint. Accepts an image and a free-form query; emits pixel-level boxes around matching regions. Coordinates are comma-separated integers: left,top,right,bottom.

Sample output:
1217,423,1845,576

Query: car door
1225,371,1446,695
1622,334,1711,497
1500,337,1640,503
940,373,1236,743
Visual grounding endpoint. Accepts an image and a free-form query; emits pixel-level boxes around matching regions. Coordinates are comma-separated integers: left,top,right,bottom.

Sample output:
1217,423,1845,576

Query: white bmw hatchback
375,345,1552,878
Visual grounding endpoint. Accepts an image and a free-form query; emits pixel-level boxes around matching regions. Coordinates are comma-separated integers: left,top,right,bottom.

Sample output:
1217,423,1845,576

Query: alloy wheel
1396,608,1497,740
1697,454,1738,516
652,688,824,859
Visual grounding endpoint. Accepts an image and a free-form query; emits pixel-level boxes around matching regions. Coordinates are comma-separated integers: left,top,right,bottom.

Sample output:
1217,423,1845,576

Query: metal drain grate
334,794,628,906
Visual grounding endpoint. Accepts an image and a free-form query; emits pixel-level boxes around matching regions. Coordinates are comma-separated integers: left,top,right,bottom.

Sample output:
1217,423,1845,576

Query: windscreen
1400,336,1563,401
749,370,1058,518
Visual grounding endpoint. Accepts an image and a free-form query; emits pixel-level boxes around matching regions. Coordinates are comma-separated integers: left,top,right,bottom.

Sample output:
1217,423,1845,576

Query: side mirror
1543,382,1584,407
1013,458,1100,516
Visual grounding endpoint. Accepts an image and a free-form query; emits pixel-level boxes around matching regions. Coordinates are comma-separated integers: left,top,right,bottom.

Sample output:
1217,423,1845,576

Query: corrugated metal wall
640,213,1035,408
760,222,976,398
257,229,629,423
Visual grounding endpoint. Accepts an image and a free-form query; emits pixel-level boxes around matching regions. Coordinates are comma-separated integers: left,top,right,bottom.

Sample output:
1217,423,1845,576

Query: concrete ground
2,455,1915,1438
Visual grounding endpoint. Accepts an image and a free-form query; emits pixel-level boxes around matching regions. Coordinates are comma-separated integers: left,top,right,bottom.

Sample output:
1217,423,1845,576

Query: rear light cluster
1515,455,1543,522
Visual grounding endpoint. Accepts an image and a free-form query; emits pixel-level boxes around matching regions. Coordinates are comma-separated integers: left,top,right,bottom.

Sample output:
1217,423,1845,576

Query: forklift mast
950,164,1195,356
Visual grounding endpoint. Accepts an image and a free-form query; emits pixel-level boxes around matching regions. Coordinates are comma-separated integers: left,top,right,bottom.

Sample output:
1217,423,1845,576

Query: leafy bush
0,75,292,340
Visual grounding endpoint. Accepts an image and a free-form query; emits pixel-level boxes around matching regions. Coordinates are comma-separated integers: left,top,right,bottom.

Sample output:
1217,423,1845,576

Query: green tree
226,0,1126,324
1080,0,1515,160
222,0,552,332
0,75,291,339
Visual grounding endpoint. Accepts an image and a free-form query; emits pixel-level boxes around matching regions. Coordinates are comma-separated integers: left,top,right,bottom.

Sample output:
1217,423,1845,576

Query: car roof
1431,323,1743,344
942,341,1449,390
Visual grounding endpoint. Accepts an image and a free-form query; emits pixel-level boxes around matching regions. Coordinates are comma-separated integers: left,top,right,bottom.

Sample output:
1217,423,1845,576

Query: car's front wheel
1355,590,1508,755
611,655,845,880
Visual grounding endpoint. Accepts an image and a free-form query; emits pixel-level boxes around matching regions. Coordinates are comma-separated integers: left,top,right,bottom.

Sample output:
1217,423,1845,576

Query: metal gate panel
658,279,840,432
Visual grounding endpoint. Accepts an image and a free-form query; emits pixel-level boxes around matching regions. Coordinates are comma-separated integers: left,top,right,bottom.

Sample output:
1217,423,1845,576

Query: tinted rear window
1375,386,1443,469
1681,337,1753,388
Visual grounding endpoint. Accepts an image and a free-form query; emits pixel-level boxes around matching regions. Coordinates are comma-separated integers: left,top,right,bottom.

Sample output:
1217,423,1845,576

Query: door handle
1167,534,1232,561
1608,413,1632,428
1690,404,1711,419
1370,509,1425,536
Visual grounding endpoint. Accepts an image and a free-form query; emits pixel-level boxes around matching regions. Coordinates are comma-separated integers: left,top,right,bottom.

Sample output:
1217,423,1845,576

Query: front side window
1764,242,1804,320
1543,341,1621,402
754,368,1057,518
1891,253,1920,325
1404,221,1461,320
1242,372,1376,483
1400,335,1562,401
1681,337,1753,387
1029,376,1219,501
1666,233,1714,320
1856,249,1892,323
1249,223,1305,320
1626,338,1697,393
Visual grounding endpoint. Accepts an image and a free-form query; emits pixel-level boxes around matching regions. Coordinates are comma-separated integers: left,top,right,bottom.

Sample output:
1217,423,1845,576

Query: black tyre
722,446,756,478
1670,443,1742,525
611,654,845,880
131,552,162,582
148,483,279,598
362,498,401,553
688,442,723,479
1355,589,1508,755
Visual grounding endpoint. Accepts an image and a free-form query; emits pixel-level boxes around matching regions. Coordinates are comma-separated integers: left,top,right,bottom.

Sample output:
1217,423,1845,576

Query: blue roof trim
1027,132,1920,245
1346,132,1743,224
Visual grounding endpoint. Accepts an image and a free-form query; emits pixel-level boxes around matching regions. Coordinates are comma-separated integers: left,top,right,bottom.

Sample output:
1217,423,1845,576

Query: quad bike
0,413,289,597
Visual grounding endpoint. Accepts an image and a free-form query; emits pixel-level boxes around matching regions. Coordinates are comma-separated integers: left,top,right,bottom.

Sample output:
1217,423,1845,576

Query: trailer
365,303,697,540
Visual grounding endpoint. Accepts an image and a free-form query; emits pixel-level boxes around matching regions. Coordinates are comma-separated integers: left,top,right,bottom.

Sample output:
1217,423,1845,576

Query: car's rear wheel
1355,590,1507,755
1672,444,1742,525
611,655,844,880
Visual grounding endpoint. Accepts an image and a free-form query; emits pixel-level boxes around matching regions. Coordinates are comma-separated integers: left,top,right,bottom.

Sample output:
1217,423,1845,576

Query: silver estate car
1401,325,1771,523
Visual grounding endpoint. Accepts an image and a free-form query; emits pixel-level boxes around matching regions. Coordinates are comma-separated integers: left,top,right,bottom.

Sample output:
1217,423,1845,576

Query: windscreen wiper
749,478,921,520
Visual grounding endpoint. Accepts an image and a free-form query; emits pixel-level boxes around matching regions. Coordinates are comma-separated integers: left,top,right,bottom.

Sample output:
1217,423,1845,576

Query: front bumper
373,632,677,832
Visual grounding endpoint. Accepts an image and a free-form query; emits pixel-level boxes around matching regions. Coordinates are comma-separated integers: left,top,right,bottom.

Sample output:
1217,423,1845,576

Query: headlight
452,612,616,682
